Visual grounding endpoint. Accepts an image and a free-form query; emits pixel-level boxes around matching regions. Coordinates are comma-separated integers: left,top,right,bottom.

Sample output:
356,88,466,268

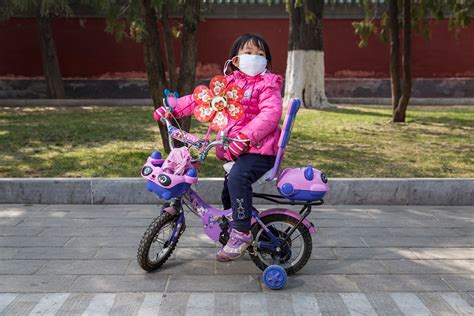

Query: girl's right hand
155,95,179,122
153,106,168,122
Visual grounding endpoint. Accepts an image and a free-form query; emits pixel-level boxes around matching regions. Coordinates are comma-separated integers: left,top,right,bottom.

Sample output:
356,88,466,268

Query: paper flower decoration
193,76,244,130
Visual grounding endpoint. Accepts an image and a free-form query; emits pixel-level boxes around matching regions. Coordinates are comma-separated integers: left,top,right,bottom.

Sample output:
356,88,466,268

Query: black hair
227,33,272,73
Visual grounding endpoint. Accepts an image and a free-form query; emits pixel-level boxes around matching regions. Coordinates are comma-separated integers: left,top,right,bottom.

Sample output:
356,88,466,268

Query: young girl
154,33,283,262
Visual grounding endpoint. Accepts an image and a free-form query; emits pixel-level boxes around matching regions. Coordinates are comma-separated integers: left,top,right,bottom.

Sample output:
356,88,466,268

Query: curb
0,98,473,107
0,178,473,205
328,98,474,106
0,99,154,107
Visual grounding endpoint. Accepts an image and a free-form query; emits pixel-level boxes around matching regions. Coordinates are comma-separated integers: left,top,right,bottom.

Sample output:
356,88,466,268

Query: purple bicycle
137,97,329,289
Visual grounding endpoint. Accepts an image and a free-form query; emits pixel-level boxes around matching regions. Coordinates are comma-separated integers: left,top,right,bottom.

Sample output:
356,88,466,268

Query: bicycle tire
137,212,179,272
250,214,312,275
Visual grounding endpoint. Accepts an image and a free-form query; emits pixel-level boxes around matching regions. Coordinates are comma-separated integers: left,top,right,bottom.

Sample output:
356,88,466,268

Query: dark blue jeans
222,154,276,231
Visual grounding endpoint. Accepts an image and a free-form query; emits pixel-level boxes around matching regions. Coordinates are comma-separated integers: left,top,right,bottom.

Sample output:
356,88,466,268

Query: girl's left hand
224,133,249,161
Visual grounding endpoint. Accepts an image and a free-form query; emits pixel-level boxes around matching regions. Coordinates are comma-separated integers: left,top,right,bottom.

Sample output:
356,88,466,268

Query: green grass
0,106,473,178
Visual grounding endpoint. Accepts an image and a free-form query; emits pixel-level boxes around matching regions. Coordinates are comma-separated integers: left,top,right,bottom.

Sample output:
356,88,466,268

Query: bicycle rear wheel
250,214,312,275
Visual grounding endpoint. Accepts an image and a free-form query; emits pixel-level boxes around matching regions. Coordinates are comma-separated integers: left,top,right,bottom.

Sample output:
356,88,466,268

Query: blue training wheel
262,265,287,290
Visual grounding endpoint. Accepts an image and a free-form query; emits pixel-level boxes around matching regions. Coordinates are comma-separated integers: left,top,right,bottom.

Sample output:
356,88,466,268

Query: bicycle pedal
247,243,258,256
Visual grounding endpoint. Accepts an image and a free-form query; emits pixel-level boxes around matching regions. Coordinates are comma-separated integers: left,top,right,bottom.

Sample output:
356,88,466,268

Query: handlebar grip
226,137,250,143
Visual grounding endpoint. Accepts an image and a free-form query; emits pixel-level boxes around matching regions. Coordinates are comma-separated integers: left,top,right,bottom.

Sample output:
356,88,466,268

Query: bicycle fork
162,198,186,243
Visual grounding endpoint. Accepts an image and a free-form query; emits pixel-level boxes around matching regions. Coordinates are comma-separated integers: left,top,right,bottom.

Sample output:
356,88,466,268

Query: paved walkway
0,204,472,315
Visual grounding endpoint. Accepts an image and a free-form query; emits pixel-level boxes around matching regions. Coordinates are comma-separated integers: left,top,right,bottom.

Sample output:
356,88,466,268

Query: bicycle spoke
291,232,303,242
255,219,307,269
148,220,175,263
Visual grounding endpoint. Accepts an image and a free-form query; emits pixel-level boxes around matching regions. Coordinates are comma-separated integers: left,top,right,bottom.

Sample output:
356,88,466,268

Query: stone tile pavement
0,204,473,315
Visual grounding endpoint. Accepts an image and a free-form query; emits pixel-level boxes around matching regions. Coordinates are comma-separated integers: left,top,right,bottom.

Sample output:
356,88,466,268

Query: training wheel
262,265,287,290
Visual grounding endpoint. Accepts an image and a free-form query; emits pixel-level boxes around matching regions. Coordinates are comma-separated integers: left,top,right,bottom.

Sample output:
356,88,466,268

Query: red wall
1,17,473,79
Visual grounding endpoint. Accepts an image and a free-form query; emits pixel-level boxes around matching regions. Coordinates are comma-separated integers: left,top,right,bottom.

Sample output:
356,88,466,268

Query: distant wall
2,78,473,99
0,17,473,79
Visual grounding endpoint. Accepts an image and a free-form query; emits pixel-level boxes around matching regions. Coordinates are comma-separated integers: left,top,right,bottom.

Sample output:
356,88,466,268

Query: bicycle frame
164,187,321,253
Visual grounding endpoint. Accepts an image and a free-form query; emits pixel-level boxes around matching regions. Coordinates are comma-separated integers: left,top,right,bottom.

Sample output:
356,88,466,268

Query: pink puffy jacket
171,70,283,160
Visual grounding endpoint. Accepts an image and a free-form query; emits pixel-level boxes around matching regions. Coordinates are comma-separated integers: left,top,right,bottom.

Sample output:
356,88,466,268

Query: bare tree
284,0,332,109
393,0,411,122
1,0,69,98
95,0,201,153
176,0,200,132
160,0,178,90
139,0,168,108
353,0,472,123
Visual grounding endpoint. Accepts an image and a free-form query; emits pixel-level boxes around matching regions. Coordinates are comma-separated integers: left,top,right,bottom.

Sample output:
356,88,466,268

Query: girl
154,33,283,262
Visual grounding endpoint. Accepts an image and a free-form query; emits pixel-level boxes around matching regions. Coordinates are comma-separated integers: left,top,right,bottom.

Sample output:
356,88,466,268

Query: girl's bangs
238,38,266,52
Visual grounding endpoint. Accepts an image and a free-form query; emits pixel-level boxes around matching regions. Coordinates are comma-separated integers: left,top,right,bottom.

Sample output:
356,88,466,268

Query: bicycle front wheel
137,212,179,272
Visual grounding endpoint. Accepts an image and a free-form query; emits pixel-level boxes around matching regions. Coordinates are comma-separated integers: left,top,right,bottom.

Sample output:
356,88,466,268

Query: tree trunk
388,0,401,118
177,0,201,132
393,0,411,123
284,0,331,109
161,1,178,90
139,0,170,153
36,8,65,99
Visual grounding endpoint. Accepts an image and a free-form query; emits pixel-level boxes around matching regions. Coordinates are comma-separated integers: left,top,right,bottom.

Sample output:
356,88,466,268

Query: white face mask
223,54,267,76
223,59,233,75
237,54,267,76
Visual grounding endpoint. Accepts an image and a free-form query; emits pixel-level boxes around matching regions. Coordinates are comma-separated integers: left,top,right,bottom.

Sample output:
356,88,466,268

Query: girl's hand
153,106,169,122
224,133,249,161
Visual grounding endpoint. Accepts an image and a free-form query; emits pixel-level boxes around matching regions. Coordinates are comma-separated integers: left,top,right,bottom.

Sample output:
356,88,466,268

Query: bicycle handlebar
160,115,249,162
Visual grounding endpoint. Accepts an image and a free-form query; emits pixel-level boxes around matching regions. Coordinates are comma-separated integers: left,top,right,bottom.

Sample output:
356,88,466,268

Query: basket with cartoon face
277,165,329,202
141,151,198,200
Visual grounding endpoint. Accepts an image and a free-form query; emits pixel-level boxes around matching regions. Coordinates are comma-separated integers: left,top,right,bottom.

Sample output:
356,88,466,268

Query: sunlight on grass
0,106,472,178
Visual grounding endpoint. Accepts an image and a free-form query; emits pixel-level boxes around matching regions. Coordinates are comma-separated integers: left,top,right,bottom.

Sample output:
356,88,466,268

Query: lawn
0,106,472,178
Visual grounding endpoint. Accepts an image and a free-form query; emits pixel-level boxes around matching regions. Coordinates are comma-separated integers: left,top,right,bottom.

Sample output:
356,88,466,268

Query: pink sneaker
216,229,252,262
